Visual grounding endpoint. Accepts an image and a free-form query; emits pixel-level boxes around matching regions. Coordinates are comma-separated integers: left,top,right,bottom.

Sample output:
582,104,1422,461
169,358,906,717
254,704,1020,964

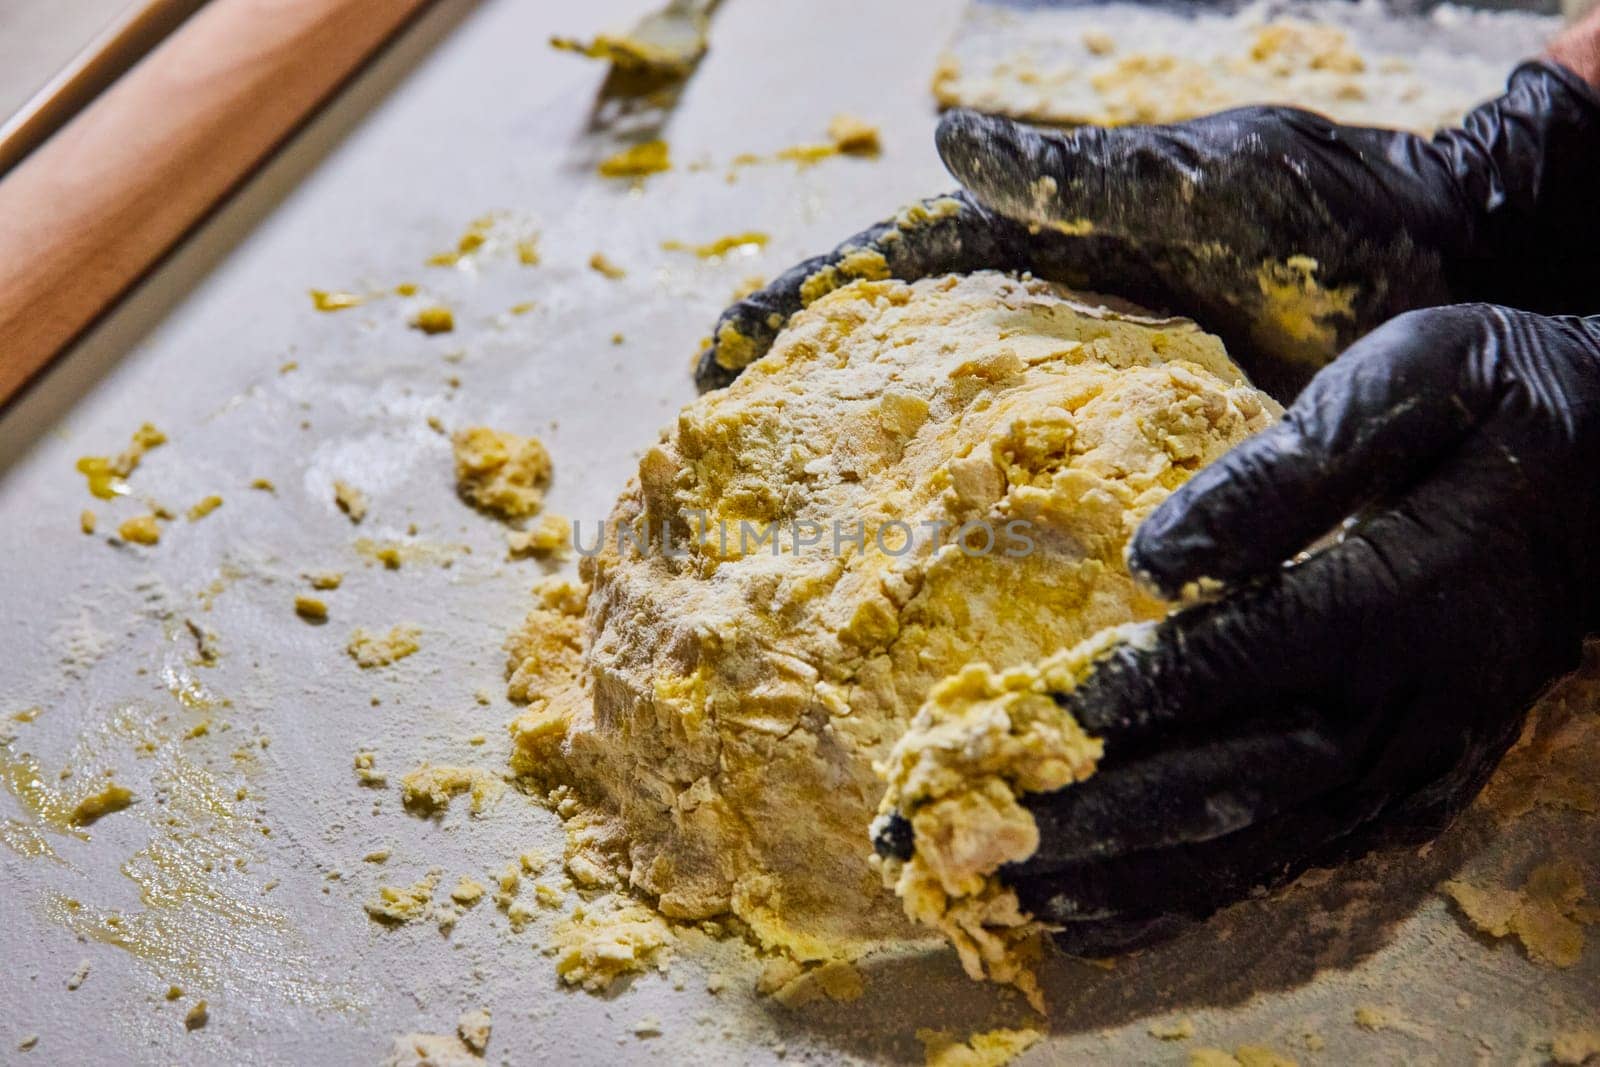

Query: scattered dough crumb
365,869,441,924
1443,860,1597,968
917,1027,1042,1067
184,1000,208,1031
17,1034,38,1051
552,898,672,992
507,514,570,558
451,876,486,904
452,426,552,521
411,306,456,335
458,1009,491,1055
827,113,881,155
307,571,343,590
1083,29,1116,56
311,289,363,312
117,514,161,545
333,481,368,523
1552,1029,1600,1065
1189,1047,1299,1067
354,750,387,787
1150,1018,1197,1041
294,595,328,622
401,764,505,816
187,495,223,521
383,1031,483,1066
760,959,865,1009
66,959,90,990
348,625,422,668
661,232,769,258
588,252,627,279
69,783,133,825
79,510,96,534
76,422,165,498
632,1015,662,1038
597,140,670,178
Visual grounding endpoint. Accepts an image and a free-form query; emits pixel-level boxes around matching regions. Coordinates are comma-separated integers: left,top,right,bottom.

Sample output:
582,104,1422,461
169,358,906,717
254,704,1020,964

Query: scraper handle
0,0,435,407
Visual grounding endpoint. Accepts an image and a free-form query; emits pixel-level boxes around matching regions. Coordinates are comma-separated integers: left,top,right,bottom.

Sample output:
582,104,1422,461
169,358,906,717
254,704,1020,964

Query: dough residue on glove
872,625,1148,1009
505,271,1275,981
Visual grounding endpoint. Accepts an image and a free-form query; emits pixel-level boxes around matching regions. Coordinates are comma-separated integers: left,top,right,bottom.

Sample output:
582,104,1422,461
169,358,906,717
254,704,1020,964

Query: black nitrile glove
972,304,1600,955
697,61,1600,399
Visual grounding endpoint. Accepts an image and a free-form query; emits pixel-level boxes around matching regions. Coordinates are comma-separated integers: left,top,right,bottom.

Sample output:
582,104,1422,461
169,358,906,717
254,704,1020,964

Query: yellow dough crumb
184,1000,208,1031
117,514,161,546
75,422,165,499
506,273,1275,982
552,898,672,992
68,783,133,825
661,232,770,258
596,140,671,178
827,113,881,155
917,1027,1043,1067
411,306,455,335
1190,1047,1298,1067
507,514,571,558
294,596,328,622
1150,1018,1197,1041
307,571,343,590
354,750,387,787
311,289,363,312
186,495,223,521
761,959,865,1009
1442,860,1598,967
458,1009,491,1054
589,252,627,279
452,426,552,521
1083,30,1117,56
400,764,505,816
348,625,422,668
365,869,441,924
333,481,369,523
1552,1029,1600,1065
451,877,486,905
80,510,96,534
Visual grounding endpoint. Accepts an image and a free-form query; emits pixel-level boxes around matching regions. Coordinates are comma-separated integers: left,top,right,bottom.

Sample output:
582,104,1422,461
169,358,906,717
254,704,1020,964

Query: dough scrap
917,1027,1043,1067
551,898,672,991
507,272,1274,978
365,869,441,924
401,765,504,816
1442,860,1599,968
348,625,422,668
452,427,552,521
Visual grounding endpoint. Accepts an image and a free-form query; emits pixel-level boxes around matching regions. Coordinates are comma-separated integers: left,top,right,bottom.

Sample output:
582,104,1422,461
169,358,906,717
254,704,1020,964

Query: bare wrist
1549,5,1600,87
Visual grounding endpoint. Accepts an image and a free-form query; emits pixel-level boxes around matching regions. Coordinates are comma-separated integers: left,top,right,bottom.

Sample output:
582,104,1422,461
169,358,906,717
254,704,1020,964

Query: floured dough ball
509,271,1276,962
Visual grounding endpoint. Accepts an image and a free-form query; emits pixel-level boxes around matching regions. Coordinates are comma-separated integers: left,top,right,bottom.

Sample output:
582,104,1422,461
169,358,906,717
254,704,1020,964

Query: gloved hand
697,60,1600,399
976,304,1600,955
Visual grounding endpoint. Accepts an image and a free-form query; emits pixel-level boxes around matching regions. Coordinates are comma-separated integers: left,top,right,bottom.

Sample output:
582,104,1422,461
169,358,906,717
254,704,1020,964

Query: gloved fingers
935,108,1186,235
1057,543,1367,750
1009,795,1370,935
693,191,1038,391
1128,307,1500,599
1018,718,1351,866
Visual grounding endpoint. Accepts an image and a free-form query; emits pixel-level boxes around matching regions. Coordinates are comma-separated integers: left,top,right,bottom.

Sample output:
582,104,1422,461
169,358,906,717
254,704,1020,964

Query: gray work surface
1,1,1596,1064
